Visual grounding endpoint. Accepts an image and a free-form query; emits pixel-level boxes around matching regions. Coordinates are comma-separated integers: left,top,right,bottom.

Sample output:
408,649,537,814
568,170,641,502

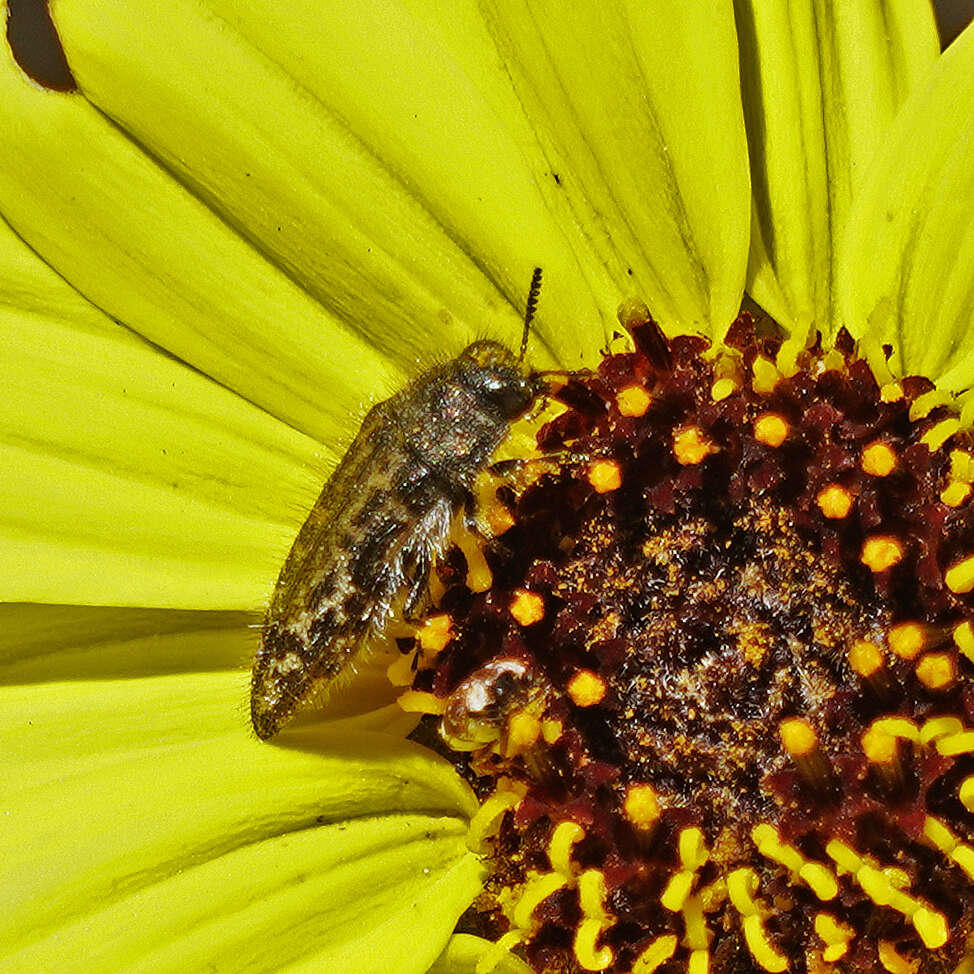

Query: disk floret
404,312,974,974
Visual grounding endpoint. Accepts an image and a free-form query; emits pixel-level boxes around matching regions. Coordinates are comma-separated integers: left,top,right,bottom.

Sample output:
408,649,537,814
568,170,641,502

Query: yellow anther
920,715,963,745
937,731,974,756
741,915,788,973
623,783,661,829
912,907,949,949
674,426,716,465
417,613,452,655
814,912,854,962
751,355,781,395
888,622,925,660
574,870,614,972
753,413,789,448
946,554,974,594
502,711,542,757
660,870,695,912
573,919,613,972
921,418,960,451
510,589,545,626
954,621,974,661
752,824,803,872
872,717,921,742
960,776,974,813
915,652,955,690
679,827,709,871
548,820,585,876
710,377,738,402
682,894,709,950
862,725,898,764
877,939,918,974
849,639,884,676
817,483,853,519
485,500,516,536
541,718,563,744
861,535,904,572
779,716,818,756
467,788,521,852
512,870,569,930
566,669,606,707
396,689,446,715
688,951,710,974
727,868,760,916
826,839,863,874
923,815,956,853
951,448,974,481
631,935,678,974
456,531,493,592
862,441,897,476
752,824,837,900
799,863,839,901
941,481,971,507
588,459,623,494
616,384,652,417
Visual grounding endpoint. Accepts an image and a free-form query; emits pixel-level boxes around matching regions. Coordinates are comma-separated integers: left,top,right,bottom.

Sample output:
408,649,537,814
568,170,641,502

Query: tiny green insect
251,270,545,738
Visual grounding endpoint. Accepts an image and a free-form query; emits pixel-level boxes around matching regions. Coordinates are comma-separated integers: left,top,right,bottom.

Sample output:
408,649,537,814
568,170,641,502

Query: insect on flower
250,269,547,739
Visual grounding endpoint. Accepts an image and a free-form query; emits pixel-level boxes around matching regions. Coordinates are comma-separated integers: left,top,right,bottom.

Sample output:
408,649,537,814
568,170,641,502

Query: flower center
402,311,974,974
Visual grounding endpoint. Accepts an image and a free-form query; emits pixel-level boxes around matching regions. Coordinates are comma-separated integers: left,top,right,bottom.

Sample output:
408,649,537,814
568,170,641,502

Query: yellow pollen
954,620,974,661
455,531,493,592
710,377,738,402
816,483,853,519
615,384,652,417
862,725,898,764
741,915,787,973
923,815,974,881
623,783,661,829
751,355,781,394
679,827,709,871
631,935,677,974
960,776,974,813
753,413,789,447
510,589,545,626
872,716,921,742
567,670,607,707
936,730,974,756
915,652,955,690
945,553,974,594
396,689,446,715
548,820,585,876
860,535,903,572
887,622,925,660
541,718,563,744
920,715,962,746
502,711,542,757
751,823,838,901
940,480,971,507
573,870,614,972
588,459,623,493
485,500,516,536
877,940,919,974
673,426,716,465
848,639,884,677
417,613,452,655
814,913,854,962
861,441,897,476
779,717,818,757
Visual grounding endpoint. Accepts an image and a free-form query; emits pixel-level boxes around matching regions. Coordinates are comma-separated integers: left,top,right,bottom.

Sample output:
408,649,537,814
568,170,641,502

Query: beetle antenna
519,267,543,362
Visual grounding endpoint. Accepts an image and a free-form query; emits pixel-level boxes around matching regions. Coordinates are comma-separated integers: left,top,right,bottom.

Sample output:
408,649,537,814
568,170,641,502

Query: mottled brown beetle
251,270,546,739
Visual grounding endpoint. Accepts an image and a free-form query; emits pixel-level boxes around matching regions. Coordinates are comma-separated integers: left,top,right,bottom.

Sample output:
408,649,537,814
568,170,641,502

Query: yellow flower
0,2,971,973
